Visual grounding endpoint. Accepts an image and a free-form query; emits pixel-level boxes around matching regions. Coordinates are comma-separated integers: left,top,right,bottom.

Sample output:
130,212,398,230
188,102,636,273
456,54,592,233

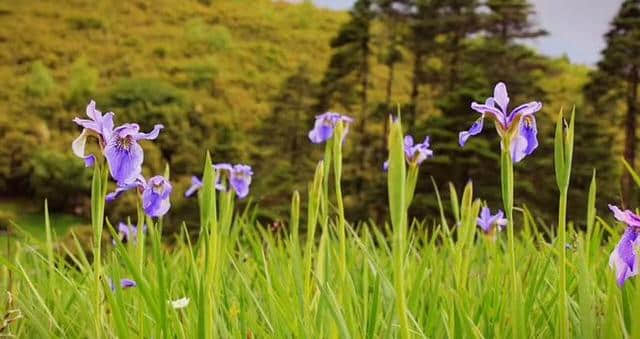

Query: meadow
0,93,638,338
2,0,640,338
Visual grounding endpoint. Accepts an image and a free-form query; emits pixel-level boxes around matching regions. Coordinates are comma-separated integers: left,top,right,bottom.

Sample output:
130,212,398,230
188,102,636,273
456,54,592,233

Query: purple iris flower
113,222,146,245
477,207,507,234
106,175,172,218
609,204,640,286
184,171,228,198
108,278,137,291
215,163,253,199
104,123,163,185
459,82,542,163
72,100,114,167
383,135,434,171
308,112,354,144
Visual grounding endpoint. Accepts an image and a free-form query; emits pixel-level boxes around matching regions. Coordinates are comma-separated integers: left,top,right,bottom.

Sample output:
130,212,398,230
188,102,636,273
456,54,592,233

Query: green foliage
66,16,104,30
29,150,91,210
25,61,55,98
184,19,232,53
67,57,99,108
586,0,640,205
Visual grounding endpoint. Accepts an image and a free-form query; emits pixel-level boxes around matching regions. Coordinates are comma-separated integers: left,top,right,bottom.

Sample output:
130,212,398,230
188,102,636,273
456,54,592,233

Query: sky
312,0,623,66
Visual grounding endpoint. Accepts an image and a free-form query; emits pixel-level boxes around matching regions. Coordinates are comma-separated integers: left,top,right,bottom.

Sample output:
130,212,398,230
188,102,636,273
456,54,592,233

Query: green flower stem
500,147,523,338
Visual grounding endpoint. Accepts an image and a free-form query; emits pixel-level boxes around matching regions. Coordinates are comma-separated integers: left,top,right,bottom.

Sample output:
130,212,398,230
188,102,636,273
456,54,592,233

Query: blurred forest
0,0,636,232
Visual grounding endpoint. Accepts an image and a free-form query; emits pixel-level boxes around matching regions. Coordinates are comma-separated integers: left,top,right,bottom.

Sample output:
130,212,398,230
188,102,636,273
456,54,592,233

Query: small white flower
170,297,190,309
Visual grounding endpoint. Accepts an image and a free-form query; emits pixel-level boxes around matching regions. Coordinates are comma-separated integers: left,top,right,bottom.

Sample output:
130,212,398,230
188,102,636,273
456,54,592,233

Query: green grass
0,200,84,240
0,116,634,338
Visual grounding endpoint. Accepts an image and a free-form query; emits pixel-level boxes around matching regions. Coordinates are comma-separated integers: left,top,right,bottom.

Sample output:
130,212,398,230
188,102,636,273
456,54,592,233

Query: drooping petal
492,82,509,113
72,130,89,159
185,176,203,197
308,121,334,144
83,155,96,167
609,228,640,286
104,141,144,185
520,116,538,157
459,116,484,147
382,160,389,172
134,124,164,141
106,177,143,202
509,133,529,163
609,204,640,227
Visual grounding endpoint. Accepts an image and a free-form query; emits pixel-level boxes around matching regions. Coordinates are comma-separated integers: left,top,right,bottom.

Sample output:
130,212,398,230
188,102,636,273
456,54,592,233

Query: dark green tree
254,64,318,218
586,0,640,205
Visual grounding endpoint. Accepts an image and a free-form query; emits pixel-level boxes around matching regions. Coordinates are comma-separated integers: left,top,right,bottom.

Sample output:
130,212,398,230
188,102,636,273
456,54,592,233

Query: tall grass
0,114,634,338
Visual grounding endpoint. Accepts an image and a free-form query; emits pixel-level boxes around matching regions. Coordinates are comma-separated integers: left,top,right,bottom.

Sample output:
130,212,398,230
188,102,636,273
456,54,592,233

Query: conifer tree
586,0,640,205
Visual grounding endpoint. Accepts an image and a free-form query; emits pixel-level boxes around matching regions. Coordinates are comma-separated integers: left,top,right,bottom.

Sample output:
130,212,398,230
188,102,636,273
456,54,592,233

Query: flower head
72,100,115,167
459,82,542,162
108,278,137,291
104,123,163,185
308,112,354,144
106,175,172,218
142,176,173,217
215,163,253,199
477,207,507,234
383,135,434,170
609,204,640,286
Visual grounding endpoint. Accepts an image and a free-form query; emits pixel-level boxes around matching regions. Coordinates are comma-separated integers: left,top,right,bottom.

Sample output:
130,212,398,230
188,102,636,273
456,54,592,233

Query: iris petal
459,116,484,146
105,142,144,185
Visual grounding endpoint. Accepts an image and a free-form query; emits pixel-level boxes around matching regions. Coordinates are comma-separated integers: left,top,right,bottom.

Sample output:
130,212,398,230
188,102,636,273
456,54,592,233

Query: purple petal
610,228,640,286
106,179,141,202
609,204,640,227
86,100,100,120
142,176,172,218
459,116,484,147
83,155,96,167
308,123,334,144
507,101,542,125
230,164,253,199
492,82,509,113
185,176,203,198
509,134,529,163
104,141,144,185
135,124,164,141
470,102,506,126
404,135,414,148
508,116,539,163
383,160,389,172
120,279,137,289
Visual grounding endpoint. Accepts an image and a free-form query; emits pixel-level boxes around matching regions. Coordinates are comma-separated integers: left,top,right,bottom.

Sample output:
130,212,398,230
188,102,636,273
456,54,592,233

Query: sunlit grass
0,116,634,338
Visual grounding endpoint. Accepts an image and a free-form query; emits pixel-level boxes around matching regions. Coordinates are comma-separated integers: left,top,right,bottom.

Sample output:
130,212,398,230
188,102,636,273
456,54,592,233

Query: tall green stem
558,187,568,339
333,123,347,284
500,148,522,337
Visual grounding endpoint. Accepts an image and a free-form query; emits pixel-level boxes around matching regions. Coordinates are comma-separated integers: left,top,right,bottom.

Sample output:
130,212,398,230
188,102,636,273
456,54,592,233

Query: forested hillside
0,0,620,229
